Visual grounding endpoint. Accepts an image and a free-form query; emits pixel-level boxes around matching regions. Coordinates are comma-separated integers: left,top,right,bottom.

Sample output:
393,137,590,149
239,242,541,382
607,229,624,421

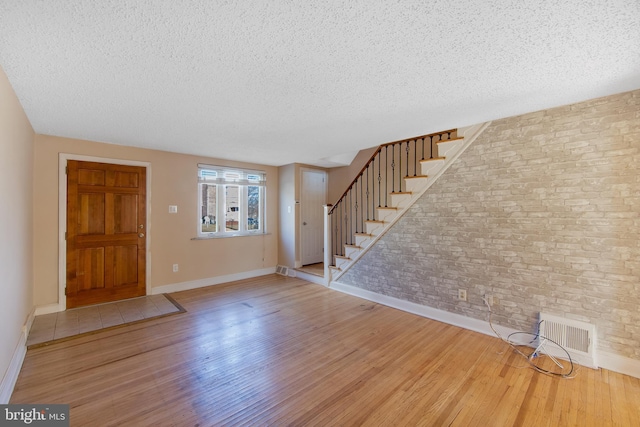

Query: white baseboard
330,280,518,339
0,307,35,404
330,281,640,379
598,351,640,379
151,267,277,295
34,303,63,316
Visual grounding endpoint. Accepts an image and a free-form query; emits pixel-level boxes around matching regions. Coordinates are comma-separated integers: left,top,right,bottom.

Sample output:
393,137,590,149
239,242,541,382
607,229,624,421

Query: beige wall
277,163,329,269
327,146,378,205
0,66,34,392
278,164,296,268
341,89,640,361
33,135,279,306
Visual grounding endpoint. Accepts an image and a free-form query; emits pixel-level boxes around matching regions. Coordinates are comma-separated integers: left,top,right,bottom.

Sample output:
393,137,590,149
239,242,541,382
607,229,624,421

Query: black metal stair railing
328,129,456,266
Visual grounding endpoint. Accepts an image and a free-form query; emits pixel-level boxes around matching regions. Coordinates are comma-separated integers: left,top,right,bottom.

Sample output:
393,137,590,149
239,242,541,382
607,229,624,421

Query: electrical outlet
173,264,179,272
458,289,467,301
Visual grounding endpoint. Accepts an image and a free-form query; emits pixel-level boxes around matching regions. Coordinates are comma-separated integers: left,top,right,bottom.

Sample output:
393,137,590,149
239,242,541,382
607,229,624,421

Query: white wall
0,65,34,401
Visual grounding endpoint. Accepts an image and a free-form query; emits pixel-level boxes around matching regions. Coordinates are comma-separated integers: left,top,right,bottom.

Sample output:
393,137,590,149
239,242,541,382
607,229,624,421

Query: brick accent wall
340,90,640,360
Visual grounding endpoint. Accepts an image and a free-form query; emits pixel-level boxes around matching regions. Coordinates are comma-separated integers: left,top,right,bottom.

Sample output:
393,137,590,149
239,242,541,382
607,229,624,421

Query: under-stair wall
332,89,640,378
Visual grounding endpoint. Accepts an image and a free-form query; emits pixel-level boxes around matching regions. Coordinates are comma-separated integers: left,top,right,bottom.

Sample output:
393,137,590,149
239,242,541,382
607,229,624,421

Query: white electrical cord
482,296,576,379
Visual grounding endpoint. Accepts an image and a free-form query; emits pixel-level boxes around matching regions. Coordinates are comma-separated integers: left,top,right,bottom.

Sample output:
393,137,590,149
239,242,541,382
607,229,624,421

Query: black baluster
391,145,395,193
413,139,418,176
430,135,434,159
377,154,382,208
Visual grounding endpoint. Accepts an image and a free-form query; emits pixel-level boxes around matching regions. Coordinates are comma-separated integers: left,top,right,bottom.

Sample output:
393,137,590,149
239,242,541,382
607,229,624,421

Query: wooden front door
66,160,147,308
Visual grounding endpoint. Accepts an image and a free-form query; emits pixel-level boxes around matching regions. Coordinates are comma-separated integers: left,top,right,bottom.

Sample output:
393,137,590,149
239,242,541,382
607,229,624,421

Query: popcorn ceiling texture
339,90,640,360
0,1,639,167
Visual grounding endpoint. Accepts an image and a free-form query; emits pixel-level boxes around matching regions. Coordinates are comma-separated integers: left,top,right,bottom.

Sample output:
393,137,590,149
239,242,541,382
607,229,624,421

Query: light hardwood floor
11,275,640,426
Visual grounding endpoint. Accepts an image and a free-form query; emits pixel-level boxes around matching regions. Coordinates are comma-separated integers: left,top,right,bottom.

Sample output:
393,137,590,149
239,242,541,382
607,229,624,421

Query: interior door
301,169,327,265
66,160,147,308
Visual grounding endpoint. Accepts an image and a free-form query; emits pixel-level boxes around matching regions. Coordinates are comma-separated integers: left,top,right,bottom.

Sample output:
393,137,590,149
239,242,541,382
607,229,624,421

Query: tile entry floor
27,294,184,347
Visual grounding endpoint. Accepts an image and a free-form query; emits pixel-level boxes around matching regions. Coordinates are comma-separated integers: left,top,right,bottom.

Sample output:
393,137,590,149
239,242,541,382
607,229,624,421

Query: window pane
201,184,217,233
200,170,217,180
247,186,260,230
225,185,239,231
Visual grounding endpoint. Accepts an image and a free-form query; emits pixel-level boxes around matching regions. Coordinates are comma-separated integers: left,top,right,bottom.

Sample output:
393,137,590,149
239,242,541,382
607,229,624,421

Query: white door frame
56,154,152,313
298,167,327,267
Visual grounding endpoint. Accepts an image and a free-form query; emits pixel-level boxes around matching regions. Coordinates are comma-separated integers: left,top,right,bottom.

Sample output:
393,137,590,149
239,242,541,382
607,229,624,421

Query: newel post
323,204,332,286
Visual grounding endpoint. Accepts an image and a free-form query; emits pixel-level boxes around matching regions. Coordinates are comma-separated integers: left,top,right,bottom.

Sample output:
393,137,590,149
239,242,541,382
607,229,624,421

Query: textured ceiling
1,1,639,167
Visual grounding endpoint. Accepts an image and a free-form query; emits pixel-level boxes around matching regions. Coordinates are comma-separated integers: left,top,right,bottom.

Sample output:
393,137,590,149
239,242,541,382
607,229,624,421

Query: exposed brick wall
340,90,640,360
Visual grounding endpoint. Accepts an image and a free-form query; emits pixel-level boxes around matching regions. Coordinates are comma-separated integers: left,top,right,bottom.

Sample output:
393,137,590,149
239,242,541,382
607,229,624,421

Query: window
198,164,266,237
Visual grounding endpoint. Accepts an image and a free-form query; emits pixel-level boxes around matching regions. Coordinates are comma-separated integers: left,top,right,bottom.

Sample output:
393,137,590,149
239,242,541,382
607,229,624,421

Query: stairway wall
338,89,640,361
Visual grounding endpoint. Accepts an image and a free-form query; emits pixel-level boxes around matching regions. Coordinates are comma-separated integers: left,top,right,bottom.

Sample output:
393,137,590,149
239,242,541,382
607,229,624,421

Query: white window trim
197,164,266,238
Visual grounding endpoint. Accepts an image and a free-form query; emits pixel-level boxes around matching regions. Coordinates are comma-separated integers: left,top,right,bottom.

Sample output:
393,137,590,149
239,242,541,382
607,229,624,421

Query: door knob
139,224,144,229
139,233,145,238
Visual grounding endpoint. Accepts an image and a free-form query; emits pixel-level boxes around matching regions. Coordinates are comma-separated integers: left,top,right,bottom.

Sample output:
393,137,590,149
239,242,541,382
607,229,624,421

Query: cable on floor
483,296,576,379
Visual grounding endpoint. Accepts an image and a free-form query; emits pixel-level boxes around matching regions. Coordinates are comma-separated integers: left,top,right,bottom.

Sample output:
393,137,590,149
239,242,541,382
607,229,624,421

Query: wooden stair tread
436,136,464,144
335,255,351,260
390,191,412,195
354,232,372,237
365,220,384,224
420,157,446,163
345,244,362,249
404,175,429,180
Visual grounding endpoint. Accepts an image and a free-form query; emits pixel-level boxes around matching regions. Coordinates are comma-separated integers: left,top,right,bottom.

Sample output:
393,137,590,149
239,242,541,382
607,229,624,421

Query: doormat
27,294,186,349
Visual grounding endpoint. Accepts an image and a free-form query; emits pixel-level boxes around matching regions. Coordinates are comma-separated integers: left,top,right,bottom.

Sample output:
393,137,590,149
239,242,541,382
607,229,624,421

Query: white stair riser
377,208,400,222
345,246,361,258
420,159,445,176
335,257,351,269
355,235,373,247
437,139,464,158
388,193,412,208
365,222,385,235
404,177,430,193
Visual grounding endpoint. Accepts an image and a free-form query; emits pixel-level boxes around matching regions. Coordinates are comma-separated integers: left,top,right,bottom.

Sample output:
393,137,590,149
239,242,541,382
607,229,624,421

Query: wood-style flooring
11,274,640,426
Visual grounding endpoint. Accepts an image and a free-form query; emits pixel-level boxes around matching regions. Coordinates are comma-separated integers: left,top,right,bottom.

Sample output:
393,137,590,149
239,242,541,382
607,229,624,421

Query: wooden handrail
379,129,457,148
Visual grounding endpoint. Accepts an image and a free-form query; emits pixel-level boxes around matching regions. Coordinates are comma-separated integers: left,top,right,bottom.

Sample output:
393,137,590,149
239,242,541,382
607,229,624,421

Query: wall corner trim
330,281,640,380
0,307,35,404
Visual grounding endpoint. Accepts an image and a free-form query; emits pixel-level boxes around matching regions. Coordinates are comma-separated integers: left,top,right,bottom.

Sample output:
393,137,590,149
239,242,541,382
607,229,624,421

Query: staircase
325,123,488,282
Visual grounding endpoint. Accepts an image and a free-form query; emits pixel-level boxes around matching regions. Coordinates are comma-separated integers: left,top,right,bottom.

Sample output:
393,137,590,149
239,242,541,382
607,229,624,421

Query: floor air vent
539,313,597,369
275,265,289,276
